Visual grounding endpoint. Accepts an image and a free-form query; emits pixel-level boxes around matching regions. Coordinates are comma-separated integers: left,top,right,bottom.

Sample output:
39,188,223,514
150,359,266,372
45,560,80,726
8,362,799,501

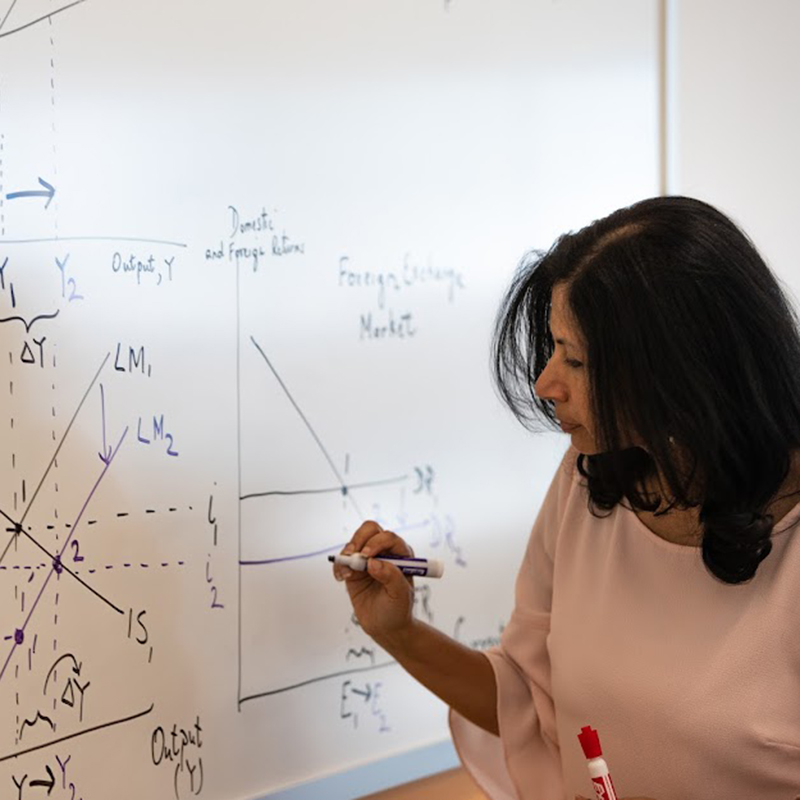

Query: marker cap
421,558,444,578
578,725,602,759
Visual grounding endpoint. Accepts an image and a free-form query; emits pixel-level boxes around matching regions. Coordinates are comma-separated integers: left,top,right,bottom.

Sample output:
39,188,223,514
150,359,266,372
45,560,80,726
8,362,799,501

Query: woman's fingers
333,520,414,581
345,520,384,554
366,557,410,598
360,530,413,558
332,563,354,582
332,521,379,581
332,521,414,581
345,521,414,559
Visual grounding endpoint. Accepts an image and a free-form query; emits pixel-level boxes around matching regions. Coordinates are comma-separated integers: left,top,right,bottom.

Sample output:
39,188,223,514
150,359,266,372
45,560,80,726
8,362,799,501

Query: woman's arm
373,596,498,736
334,522,499,736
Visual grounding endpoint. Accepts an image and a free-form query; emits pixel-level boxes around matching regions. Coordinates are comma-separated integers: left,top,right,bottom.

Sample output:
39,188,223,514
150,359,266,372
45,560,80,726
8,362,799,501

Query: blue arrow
6,177,55,208
98,384,112,465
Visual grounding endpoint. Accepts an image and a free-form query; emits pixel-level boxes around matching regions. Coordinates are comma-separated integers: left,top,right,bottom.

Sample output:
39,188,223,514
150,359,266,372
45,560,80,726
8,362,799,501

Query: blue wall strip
256,739,460,800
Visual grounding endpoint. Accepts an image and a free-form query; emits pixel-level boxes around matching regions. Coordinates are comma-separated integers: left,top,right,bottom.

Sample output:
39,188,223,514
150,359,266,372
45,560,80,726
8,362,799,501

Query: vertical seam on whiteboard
236,252,242,709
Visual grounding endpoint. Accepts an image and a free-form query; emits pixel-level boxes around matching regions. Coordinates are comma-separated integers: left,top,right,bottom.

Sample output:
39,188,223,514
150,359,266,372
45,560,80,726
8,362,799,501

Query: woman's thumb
367,558,405,594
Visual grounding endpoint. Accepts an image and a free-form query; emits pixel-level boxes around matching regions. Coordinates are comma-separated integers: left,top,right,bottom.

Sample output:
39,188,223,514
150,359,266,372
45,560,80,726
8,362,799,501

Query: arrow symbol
6,177,56,209
44,652,82,693
98,384,112,464
30,764,55,794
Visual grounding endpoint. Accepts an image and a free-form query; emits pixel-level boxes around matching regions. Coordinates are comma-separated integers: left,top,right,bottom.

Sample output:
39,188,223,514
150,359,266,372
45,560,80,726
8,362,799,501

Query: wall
669,0,800,295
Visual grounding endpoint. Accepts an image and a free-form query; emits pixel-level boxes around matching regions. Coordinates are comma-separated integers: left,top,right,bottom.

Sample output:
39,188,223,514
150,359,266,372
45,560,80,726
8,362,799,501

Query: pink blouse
450,446,800,800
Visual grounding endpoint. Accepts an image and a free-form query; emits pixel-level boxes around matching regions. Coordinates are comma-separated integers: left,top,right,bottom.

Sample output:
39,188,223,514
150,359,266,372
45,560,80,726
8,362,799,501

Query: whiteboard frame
256,739,459,800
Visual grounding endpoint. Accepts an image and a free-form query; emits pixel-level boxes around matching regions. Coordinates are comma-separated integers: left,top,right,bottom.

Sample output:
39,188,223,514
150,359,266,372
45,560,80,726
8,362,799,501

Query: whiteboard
0,2,658,798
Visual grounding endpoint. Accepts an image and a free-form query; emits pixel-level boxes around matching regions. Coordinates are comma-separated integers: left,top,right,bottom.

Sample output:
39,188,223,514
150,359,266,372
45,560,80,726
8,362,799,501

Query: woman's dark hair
493,195,800,584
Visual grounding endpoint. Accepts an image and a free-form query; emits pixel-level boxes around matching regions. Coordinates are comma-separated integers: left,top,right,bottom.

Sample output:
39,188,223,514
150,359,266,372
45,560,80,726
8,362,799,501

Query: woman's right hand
334,521,500,736
332,520,415,644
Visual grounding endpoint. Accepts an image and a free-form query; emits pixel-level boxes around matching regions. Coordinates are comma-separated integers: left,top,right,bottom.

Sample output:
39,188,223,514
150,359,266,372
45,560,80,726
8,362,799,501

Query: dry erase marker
328,552,444,578
578,725,618,800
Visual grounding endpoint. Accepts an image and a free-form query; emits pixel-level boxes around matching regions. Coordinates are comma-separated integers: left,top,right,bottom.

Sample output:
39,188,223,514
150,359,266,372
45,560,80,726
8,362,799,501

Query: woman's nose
534,360,567,403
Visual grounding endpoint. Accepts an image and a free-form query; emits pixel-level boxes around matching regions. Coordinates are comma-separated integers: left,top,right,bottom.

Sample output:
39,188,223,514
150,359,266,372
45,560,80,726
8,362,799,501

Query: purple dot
53,556,62,574
14,629,23,645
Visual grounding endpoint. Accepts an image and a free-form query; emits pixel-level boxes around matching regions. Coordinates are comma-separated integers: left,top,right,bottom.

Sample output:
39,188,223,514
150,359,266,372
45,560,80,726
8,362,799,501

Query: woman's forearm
375,619,499,736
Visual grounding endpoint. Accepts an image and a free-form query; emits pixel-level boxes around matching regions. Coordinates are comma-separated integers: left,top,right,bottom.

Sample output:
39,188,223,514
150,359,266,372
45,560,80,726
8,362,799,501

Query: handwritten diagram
0,243,209,800
0,0,657,797
0,5,220,797
237,330,460,708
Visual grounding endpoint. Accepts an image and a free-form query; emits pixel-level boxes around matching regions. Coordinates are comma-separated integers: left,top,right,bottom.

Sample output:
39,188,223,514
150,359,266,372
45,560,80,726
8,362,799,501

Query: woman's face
533,284,600,454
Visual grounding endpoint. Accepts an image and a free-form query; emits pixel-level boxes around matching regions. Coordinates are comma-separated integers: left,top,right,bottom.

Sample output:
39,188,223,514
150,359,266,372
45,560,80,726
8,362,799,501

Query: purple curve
240,541,346,566
239,518,433,567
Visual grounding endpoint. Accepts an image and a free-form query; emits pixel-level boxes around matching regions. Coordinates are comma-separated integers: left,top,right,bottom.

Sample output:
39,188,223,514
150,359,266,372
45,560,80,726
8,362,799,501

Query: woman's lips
558,420,580,432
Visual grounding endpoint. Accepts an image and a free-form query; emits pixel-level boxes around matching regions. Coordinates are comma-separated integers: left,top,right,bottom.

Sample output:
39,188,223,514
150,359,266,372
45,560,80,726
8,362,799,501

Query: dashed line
41,506,191,528
48,16,59,235
52,375,59,663
0,561,187,572
54,592,59,652
81,561,186,574
0,564,45,570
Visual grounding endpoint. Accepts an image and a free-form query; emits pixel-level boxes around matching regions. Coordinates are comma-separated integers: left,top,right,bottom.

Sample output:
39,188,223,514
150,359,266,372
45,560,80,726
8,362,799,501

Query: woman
332,196,800,800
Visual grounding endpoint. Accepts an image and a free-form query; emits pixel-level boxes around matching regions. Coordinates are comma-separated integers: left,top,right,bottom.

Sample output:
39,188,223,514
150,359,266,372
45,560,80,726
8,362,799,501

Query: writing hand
332,521,415,641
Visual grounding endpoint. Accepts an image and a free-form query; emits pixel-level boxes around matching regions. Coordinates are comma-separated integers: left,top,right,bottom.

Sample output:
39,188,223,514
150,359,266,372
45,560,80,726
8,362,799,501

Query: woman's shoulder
556,444,582,487
539,444,584,522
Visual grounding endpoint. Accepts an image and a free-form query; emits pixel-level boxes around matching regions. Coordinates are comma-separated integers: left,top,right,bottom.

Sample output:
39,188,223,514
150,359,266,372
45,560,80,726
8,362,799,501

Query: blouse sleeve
448,446,577,800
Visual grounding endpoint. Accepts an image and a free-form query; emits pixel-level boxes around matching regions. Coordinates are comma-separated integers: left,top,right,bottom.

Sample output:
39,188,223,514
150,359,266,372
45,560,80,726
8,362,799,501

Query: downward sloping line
0,352,109,566
248,336,363,519
19,526,123,613
0,427,128,684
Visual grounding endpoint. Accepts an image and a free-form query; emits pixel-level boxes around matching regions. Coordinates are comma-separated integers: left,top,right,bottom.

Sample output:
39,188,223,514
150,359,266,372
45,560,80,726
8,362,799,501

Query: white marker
328,552,444,578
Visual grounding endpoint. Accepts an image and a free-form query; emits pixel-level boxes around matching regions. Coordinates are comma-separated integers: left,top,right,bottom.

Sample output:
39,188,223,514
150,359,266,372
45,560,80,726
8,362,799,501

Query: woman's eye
565,359,583,369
